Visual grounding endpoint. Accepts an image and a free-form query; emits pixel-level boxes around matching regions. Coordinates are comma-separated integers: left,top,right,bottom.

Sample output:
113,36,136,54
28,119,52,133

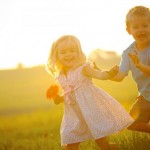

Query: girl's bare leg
65,142,80,150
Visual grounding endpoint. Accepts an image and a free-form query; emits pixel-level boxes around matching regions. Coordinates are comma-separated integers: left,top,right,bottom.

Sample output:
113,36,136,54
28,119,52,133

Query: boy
111,6,150,133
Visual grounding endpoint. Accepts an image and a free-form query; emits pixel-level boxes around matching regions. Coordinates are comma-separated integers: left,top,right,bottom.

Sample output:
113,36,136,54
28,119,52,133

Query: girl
46,35,133,150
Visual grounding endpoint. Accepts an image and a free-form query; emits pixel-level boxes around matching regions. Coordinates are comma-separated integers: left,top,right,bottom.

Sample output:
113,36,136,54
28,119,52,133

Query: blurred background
0,0,149,69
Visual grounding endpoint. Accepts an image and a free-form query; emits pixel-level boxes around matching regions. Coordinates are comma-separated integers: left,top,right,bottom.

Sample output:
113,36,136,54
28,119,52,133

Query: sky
0,0,149,69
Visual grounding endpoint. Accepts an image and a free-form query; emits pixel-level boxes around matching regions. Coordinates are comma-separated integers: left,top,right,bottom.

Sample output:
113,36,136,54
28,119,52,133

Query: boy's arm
128,53,150,76
109,71,127,82
91,62,126,81
137,64,150,76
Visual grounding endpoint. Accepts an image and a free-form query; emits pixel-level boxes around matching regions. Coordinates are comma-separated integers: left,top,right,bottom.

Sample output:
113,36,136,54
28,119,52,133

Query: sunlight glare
0,0,149,69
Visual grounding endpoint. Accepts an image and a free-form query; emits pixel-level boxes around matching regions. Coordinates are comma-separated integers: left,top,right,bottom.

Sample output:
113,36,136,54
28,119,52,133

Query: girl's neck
62,67,72,76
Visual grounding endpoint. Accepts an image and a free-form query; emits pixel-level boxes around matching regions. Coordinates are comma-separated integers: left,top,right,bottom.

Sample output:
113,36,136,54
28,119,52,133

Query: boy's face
126,15,150,45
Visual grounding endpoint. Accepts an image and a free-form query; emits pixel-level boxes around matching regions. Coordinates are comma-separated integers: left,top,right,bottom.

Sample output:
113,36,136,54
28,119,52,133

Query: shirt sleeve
119,51,130,75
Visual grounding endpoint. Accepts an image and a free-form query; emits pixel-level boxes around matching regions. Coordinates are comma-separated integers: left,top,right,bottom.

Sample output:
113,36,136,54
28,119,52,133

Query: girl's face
126,16,150,47
57,39,78,70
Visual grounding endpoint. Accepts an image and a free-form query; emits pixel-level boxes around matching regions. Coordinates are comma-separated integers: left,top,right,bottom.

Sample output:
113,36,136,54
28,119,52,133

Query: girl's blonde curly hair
46,35,86,76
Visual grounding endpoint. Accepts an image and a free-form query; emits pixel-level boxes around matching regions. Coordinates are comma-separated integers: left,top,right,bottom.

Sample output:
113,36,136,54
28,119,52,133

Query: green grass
0,107,150,150
0,106,63,150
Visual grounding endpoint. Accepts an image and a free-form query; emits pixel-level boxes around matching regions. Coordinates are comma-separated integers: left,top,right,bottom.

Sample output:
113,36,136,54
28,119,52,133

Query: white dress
56,63,133,146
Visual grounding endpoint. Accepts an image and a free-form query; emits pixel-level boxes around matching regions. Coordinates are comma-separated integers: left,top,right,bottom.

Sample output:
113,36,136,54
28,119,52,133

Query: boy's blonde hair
46,35,86,76
126,6,150,27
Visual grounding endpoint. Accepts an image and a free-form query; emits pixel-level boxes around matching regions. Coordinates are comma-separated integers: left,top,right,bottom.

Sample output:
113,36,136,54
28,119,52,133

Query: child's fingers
93,62,101,70
111,65,119,72
128,53,137,60
108,66,118,76
54,95,60,104
114,65,119,71
128,53,136,62
128,53,132,57
128,53,140,66
53,95,64,105
128,53,134,60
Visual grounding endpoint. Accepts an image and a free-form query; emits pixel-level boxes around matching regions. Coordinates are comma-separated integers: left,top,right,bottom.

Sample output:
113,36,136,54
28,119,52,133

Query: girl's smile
57,40,78,70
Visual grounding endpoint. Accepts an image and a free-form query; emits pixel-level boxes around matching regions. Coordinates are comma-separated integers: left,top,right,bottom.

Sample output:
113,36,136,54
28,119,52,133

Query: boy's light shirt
119,42,150,101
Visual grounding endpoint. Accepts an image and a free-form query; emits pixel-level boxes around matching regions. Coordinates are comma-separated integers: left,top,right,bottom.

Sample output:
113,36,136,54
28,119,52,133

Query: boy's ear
126,27,131,35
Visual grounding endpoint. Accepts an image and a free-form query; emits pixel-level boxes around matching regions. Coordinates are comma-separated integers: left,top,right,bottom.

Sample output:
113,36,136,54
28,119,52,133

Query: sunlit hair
46,35,86,76
126,6,150,27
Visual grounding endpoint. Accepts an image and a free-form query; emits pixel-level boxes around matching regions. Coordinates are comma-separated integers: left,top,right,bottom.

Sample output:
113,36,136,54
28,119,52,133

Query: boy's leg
127,96,150,133
128,121,150,133
65,142,80,150
95,137,118,150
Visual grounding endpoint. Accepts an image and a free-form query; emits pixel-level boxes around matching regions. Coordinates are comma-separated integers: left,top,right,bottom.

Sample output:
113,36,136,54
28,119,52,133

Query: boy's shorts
129,95,150,123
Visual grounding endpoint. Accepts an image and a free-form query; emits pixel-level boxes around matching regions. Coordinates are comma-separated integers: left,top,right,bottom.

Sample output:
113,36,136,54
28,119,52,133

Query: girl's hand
128,53,140,67
46,84,64,104
53,95,64,105
46,85,59,99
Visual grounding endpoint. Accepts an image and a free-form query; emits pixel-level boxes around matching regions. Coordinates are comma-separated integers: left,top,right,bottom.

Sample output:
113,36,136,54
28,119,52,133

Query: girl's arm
82,64,118,80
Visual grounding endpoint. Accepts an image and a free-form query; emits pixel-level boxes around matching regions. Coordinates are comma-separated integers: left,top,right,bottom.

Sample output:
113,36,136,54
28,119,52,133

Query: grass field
0,64,150,150
0,107,150,150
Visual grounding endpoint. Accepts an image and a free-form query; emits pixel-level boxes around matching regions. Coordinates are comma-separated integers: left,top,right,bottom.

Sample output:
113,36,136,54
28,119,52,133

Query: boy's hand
128,53,140,67
107,65,119,77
